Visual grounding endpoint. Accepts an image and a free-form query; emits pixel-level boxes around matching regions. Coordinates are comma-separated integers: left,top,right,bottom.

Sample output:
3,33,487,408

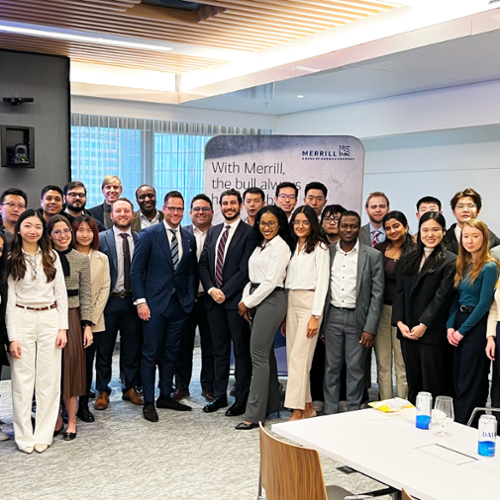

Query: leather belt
112,292,133,298
250,283,284,293
459,304,474,313
16,303,56,311
196,292,205,299
333,306,355,312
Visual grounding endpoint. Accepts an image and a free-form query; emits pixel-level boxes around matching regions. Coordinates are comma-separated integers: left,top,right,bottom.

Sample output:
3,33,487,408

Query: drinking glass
433,396,454,438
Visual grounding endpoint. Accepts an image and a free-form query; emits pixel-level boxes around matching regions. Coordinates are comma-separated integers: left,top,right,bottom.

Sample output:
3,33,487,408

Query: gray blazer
323,242,385,336
491,246,500,262
359,223,371,247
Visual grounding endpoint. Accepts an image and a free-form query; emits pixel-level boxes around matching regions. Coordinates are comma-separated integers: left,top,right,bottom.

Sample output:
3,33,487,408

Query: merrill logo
301,145,352,161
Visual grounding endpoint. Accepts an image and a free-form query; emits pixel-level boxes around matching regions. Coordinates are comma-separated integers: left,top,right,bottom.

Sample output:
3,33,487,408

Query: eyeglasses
455,203,477,210
192,207,212,213
2,202,26,209
66,193,86,199
323,216,340,223
278,194,296,201
293,220,311,227
52,229,72,236
259,221,277,229
166,206,184,213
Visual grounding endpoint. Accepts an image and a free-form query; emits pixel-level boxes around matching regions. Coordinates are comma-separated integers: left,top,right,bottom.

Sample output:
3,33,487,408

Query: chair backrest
402,488,415,500
259,423,329,500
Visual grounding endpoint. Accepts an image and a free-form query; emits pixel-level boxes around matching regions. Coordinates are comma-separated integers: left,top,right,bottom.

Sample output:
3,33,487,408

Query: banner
205,135,364,223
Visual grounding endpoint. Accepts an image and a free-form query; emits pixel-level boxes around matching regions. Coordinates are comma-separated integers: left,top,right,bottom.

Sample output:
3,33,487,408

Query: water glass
433,396,454,438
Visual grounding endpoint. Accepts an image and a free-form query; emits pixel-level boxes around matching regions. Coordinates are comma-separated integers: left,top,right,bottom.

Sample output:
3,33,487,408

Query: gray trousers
324,306,367,415
244,289,287,424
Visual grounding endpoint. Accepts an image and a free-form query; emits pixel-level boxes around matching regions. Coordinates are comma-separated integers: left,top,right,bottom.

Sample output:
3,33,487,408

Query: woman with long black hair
392,211,456,404
283,205,329,421
236,206,293,429
374,211,414,401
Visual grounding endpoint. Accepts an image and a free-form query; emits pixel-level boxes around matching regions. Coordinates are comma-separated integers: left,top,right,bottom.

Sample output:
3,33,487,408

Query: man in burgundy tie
199,189,257,416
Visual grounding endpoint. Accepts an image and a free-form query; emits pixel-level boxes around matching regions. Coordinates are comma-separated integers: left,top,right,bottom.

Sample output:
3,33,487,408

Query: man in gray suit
323,210,384,414
359,191,390,247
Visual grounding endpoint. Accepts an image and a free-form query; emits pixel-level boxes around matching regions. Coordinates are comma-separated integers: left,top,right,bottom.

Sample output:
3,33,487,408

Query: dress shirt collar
369,222,383,236
22,247,42,258
140,210,160,224
223,217,240,230
112,225,133,238
261,234,284,250
336,239,359,256
193,225,210,236
163,219,181,235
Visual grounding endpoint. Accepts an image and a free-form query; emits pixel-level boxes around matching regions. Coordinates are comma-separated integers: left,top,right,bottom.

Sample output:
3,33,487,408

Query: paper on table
472,461,500,479
361,409,401,421
417,444,478,466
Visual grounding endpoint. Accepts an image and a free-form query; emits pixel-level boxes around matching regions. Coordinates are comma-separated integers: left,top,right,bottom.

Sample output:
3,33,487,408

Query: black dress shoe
53,425,64,437
235,422,259,430
63,429,77,441
156,397,192,411
225,401,246,417
76,405,95,423
143,403,159,422
203,396,229,413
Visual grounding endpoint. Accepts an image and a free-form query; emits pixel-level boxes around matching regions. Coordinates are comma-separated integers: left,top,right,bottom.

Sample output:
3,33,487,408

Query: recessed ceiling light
297,95,305,99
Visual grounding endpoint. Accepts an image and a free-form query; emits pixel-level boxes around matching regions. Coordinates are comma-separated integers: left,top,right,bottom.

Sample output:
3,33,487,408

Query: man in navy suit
131,191,197,422
95,198,144,411
199,189,256,417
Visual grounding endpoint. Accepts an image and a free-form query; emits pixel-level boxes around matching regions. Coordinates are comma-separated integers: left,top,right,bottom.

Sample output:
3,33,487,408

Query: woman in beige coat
73,215,111,423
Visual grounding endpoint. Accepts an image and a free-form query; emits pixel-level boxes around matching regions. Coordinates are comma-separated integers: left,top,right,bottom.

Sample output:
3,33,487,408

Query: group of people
0,175,499,454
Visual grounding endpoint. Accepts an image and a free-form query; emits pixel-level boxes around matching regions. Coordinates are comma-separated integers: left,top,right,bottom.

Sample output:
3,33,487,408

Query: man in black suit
62,181,106,232
0,188,27,247
443,188,500,254
88,175,123,229
131,191,197,422
199,189,256,416
173,194,215,403
94,198,144,411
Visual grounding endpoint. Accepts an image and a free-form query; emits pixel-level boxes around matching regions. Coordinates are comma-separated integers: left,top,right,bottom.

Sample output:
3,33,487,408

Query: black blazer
88,202,111,228
392,250,457,344
199,221,256,310
0,280,9,367
444,223,500,254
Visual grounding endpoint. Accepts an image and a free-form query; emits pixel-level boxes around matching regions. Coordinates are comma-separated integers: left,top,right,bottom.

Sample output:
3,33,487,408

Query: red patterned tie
215,225,231,288
372,231,379,247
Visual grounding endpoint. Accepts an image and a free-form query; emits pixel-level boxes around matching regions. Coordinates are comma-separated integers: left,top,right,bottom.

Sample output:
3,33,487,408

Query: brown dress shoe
122,388,145,405
94,392,109,410
201,389,214,402
172,389,190,402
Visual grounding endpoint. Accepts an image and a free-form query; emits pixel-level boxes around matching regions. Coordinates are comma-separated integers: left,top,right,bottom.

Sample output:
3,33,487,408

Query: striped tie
215,225,231,288
169,229,179,270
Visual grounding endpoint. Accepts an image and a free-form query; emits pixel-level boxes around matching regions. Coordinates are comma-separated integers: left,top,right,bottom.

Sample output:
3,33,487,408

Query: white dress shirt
164,220,183,262
6,249,69,340
241,235,291,309
330,240,359,308
140,210,160,230
285,242,330,317
193,225,210,293
112,225,134,294
454,225,461,243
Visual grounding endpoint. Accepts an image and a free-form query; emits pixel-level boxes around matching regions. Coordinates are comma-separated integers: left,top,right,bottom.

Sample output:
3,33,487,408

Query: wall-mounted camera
1,125,35,168
3,97,34,106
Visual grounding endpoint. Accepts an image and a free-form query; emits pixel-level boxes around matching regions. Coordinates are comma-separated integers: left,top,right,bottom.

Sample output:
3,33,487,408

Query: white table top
272,409,500,500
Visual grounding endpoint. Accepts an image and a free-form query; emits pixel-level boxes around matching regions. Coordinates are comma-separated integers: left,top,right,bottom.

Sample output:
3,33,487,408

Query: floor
0,349,394,500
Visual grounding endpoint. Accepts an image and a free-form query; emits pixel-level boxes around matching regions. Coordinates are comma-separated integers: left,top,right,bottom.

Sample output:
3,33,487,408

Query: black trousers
492,344,500,408
400,338,454,405
174,297,214,392
453,311,489,425
84,337,98,396
207,303,251,402
95,296,142,395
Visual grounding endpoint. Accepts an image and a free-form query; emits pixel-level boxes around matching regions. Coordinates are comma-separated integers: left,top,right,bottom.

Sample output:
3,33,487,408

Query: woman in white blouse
7,210,68,454
236,206,293,430
284,205,330,421
485,280,500,377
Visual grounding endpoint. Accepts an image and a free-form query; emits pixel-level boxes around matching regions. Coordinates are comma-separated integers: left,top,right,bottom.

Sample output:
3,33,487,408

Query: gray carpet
0,348,392,500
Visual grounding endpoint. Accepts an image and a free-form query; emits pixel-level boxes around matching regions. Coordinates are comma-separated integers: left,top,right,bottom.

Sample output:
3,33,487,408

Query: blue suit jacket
99,228,138,293
130,223,197,315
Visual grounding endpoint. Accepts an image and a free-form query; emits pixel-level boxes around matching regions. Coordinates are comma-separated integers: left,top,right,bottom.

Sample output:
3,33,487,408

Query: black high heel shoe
53,425,64,437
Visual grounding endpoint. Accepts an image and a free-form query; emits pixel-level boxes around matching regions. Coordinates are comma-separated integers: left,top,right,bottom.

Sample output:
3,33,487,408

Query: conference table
272,409,500,500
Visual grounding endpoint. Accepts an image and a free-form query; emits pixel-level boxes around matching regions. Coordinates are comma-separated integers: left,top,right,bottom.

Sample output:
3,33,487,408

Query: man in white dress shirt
173,194,215,403
322,211,384,414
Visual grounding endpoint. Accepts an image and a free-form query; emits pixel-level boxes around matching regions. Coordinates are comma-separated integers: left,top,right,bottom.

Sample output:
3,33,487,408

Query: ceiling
178,27,500,115
0,0,399,74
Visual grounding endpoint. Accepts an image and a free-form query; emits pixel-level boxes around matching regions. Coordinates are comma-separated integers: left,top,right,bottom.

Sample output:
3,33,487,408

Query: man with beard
89,175,123,229
199,189,256,416
131,185,164,233
62,181,106,232
359,192,390,247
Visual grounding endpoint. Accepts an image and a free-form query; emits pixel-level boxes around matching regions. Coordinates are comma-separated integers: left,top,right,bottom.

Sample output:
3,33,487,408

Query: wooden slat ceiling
0,0,401,74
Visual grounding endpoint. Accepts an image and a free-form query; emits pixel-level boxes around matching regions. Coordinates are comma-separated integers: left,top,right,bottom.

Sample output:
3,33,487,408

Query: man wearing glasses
274,182,299,221
0,188,27,245
131,184,164,233
304,182,328,219
444,188,500,254
173,194,215,404
321,204,347,245
131,191,197,422
62,181,106,232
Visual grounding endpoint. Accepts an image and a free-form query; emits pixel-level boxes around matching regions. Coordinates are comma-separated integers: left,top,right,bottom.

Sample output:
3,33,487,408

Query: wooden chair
258,423,369,500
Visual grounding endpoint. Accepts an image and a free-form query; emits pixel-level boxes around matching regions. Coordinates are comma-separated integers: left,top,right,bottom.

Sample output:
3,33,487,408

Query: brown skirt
61,307,86,400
